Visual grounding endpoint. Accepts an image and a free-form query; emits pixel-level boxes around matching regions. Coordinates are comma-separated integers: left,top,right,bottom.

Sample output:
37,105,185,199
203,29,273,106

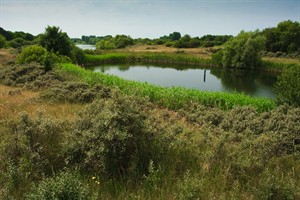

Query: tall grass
260,60,300,72
58,63,276,112
84,52,213,67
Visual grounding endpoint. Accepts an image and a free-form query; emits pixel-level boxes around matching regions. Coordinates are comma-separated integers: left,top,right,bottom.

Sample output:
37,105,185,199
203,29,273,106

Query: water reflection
90,64,278,98
210,68,277,97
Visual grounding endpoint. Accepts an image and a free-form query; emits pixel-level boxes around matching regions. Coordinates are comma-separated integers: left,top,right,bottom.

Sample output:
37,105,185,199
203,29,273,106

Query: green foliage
275,65,300,106
0,34,6,48
65,95,164,177
7,37,34,48
70,45,86,65
174,34,200,48
96,40,115,50
214,31,265,69
59,63,276,112
96,35,133,50
211,49,224,66
80,35,112,45
84,52,212,66
263,20,300,54
0,27,35,41
25,171,90,200
0,112,70,198
176,171,203,200
39,26,72,56
17,45,70,70
0,63,64,89
17,45,48,65
169,31,181,41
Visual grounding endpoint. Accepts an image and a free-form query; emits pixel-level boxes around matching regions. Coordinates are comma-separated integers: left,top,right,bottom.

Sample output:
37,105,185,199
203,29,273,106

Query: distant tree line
0,27,35,48
75,31,232,50
1,20,299,55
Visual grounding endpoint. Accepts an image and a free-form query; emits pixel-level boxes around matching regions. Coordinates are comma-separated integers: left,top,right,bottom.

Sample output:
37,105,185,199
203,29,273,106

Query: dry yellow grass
118,44,215,59
0,48,17,67
0,85,83,121
262,56,300,64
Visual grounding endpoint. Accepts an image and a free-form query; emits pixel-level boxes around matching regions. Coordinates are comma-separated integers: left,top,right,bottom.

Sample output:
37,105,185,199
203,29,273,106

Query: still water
76,44,96,50
91,64,278,98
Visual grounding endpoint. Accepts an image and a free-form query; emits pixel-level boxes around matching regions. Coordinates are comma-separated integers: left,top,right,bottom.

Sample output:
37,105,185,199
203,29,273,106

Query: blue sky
1,0,299,38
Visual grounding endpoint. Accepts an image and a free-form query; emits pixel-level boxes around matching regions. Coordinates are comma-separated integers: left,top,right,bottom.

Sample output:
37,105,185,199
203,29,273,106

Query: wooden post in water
203,69,206,82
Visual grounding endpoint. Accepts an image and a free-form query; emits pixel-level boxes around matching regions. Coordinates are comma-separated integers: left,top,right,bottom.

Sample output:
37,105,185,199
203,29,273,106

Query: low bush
0,63,64,89
17,45,48,66
25,171,90,200
65,95,165,178
40,81,112,103
0,112,70,198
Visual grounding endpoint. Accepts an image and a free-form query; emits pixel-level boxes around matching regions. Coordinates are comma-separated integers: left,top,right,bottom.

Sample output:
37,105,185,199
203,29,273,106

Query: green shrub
40,81,112,103
176,171,204,200
213,31,265,69
18,45,48,65
7,37,33,49
0,34,6,48
70,45,86,65
0,63,64,89
275,65,300,106
25,171,90,200
65,95,164,177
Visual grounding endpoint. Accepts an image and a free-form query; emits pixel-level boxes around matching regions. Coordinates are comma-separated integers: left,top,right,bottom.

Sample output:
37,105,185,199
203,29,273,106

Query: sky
1,0,299,39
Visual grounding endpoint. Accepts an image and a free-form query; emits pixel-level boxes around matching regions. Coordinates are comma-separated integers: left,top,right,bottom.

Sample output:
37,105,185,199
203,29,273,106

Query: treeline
262,20,300,54
74,32,232,50
0,27,35,48
71,20,300,55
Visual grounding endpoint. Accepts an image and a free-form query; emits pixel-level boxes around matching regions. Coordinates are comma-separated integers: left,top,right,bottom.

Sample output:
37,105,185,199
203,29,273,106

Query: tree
0,34,6,48
275,65,300,106
95,35,133,50
213,31,265,69
169,32,181,41
263,20,300,53
39,26,72,56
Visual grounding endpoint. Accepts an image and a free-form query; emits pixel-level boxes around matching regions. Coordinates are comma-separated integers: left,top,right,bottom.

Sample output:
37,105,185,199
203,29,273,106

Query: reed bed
84,52,213,67
59,63,276,112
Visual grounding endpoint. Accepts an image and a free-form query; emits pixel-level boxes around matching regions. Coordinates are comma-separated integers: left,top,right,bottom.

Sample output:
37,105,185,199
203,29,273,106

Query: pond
90,64,278,98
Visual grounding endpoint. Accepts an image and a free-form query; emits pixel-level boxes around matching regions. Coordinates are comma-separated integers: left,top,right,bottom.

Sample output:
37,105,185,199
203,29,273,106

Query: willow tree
213,31,265,69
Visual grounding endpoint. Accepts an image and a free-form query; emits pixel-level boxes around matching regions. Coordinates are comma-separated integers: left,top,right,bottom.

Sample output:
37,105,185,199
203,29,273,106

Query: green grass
58,63,276,112
84,52,213,67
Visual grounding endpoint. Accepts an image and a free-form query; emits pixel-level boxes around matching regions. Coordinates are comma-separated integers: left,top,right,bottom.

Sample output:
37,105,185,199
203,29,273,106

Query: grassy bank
59,63,276,112
84,52,213,67
261,58,300,72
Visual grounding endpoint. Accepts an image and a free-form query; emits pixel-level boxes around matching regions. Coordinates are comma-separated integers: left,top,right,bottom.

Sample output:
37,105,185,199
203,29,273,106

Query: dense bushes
275,65,300,106
212,31,265,69
65,95,165,177
96,35,134,50
263,20,300,54
0,63,64,88
0,34,6,48
17,45,48,65
40,81,112,103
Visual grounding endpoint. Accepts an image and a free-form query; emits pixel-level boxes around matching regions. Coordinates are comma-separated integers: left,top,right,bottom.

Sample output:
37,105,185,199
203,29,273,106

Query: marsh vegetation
0,22,300,199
